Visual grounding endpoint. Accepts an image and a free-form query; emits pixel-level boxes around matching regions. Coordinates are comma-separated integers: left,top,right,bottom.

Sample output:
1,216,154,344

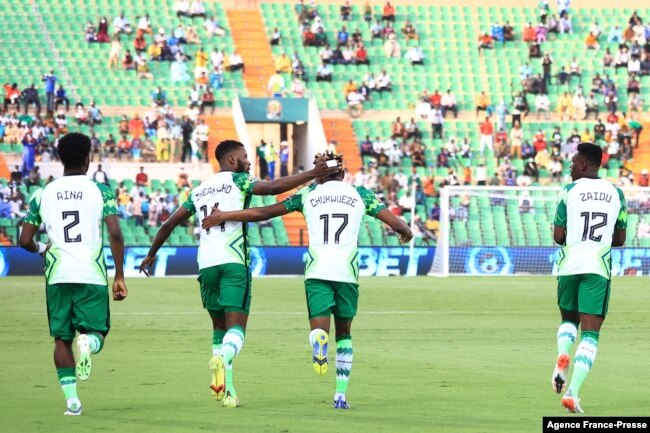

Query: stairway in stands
322,118,362,173
226,9,275,97
630,121,650,176
202,115,237,172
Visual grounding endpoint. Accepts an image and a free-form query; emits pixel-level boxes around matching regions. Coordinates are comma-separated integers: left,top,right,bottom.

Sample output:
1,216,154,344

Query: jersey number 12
580,211,608,242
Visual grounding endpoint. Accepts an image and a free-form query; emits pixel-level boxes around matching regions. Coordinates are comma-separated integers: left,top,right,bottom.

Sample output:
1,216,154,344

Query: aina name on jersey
56,191,83,200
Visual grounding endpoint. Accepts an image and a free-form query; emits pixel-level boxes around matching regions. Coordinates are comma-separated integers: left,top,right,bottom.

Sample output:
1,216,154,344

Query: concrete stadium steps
202,115,237,172
226,9,275,97
322,118,362,173
631,121,650,174
277,191,308,246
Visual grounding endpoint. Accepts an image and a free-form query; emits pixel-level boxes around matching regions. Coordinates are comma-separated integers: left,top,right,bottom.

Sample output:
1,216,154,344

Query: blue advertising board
1,246,649,277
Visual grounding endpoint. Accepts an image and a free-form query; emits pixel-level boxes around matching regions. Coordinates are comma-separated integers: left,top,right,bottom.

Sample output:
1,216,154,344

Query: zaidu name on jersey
309,194,358,208
56,190,83,200
580,191,612,203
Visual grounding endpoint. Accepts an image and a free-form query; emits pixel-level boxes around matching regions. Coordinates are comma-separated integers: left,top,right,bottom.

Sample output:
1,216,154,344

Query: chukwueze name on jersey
309,194,358,208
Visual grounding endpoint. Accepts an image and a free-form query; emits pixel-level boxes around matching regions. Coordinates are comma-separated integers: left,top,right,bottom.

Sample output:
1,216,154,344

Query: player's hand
398,230,414,245
311,156,341,178
202,206,225,230
139,254,156,277
112,278,128,301
39,242,51,258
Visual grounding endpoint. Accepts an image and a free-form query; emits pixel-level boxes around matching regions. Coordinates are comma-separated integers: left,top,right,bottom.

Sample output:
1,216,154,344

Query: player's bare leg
562,313,603,413
309,316,331,375
54,339,82,415
552,310,579,394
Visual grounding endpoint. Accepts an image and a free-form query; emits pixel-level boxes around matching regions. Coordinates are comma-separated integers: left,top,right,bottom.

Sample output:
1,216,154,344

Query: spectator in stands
21,84,40,116
534,92,549,120
536,23,548,43
541,53,553,86
122,50,135,70
113,12,132,35
129,114,145,139
384,34,401,58
371,20,384,42
585,32,600,50
107,35,122,69
336,26,349,48
189,1,207,20
628,56,641,75
85,22,98,44
478,32,494,53
52,85,69,112
170,58,191,82
41,70,57,113
175,0,191,18
494,99,508,131
275,52,292,74
265,71,284,98
340,1,351,21
523,22,536,43
203,16,224,37
557,91,572,120
137,59,154,80
402,21,418,41
559,13,572,33
151,86,167,107
441,89,458,118
585,93,599,119
96,16,110,42
614,46,629,72
382,2,395,24
88,102,102,125
228,52,245,72
491,22,504,43
572,92,586,120
478,117,494,155
268,27,282,46
475,91,491,117
607,25,623,44
3,83,20,112
627,74,641,94
405,45,424,66
376,70,392,93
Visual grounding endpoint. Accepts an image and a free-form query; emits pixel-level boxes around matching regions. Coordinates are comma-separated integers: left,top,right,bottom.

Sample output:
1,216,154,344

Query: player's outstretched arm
251,158,340,195
19,222,49,255
105,214,127,301
139,206,192,276
202,203,290,230
553,225,566,246
376,208,414,244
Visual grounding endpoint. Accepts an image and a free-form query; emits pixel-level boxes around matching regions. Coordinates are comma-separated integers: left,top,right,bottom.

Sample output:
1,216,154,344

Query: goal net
429,186,650,276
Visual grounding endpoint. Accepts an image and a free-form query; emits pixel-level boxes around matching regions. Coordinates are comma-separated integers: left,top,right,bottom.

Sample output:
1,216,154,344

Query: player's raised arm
376,208,413,244
104,214,127,300
139,205,193,276
202,203,290,230
251,157,340,195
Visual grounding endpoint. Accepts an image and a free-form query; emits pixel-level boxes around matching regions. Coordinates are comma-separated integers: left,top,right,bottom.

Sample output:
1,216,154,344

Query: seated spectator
475,91,491,117
270,27,281,45
275,52,292,73
535,93,550,120
336,26,349,48
491,22,504,43
528,42,542,58
21,84,41,115
614,47,629,71
355,43,369,65
371,20,384,41
122,50,135,70
314,27,328,47
113,12,132,35
363,1,373,26
523,23,536,42
340,1,351,21
174,0,190,18
478,33,494,52
559,13,572,33
585,93,599,119
319,44,332,63
628,57,641,75
503,21,515,41
117,134,132,160
556,66,569,85
190,1,207,19
135,15,152,39
88,101,103,125
209,66,224,89
228,52,245,72
267,72,285,97
608,25,623,44
316,62,332,82
402,21,418,41
96,16,110,43
536,23,548,43
54,85,69,112
3,83,21,111
382,2,395,24
627,74,641,94
171,58,190,82
137,60,154,80
405,45,424,66
441,89,458,118
291,78,305,98
376,70,392,92
383,34,401,58
585,32,600,49
204,16,225,37
185,26,200,44
85,22,98,43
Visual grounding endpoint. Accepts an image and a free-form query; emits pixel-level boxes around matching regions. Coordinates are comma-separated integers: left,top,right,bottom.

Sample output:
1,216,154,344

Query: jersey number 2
200,204,226,234
62,211,81,243
580,211,608,242
319,214,348,244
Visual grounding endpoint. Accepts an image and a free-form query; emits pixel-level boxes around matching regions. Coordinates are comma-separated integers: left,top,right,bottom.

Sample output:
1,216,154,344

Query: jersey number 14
200,204,226,234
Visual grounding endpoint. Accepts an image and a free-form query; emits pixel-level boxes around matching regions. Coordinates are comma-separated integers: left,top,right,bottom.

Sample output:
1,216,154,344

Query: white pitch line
6,310,650,315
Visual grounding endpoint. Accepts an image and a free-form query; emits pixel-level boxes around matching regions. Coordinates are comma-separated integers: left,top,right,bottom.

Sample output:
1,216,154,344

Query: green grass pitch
1,276,649,433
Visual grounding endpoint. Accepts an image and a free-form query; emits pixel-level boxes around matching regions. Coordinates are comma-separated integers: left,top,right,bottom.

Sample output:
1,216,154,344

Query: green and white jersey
554,178,627,279
283,181,386,283
23,175,118,285
182,171,257,270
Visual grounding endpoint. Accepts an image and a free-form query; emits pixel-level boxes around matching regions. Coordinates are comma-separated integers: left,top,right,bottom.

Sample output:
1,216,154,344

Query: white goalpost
429,186,650,277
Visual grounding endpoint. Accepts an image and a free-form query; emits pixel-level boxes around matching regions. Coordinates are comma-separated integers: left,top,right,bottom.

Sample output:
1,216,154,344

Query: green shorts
46,283,110,341
304,278,359,320
198,263,251,314
557,274,611,317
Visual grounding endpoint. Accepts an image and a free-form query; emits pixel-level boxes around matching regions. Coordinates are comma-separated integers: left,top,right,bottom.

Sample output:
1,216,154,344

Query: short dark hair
57,133,91,168
215,140,244,162
577,142,602,167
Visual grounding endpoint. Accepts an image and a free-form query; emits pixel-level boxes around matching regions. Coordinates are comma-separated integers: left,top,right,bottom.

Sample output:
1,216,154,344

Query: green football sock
87,332,104,354
57,367,78,400
556,321,578,355
568,331,599,397
335,335,353,399
212,329,225,356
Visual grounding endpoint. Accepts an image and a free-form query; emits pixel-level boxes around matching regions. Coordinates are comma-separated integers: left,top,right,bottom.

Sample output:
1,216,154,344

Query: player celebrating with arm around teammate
139,140,339,408
202,151,413,410
551,142,627,413
19,133,128,416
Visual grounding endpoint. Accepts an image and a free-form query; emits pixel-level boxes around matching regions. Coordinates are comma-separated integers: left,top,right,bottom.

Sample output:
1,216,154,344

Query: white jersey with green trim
182,171,257,270
283,181,386,284
553,178,627,278
23,175,119,285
